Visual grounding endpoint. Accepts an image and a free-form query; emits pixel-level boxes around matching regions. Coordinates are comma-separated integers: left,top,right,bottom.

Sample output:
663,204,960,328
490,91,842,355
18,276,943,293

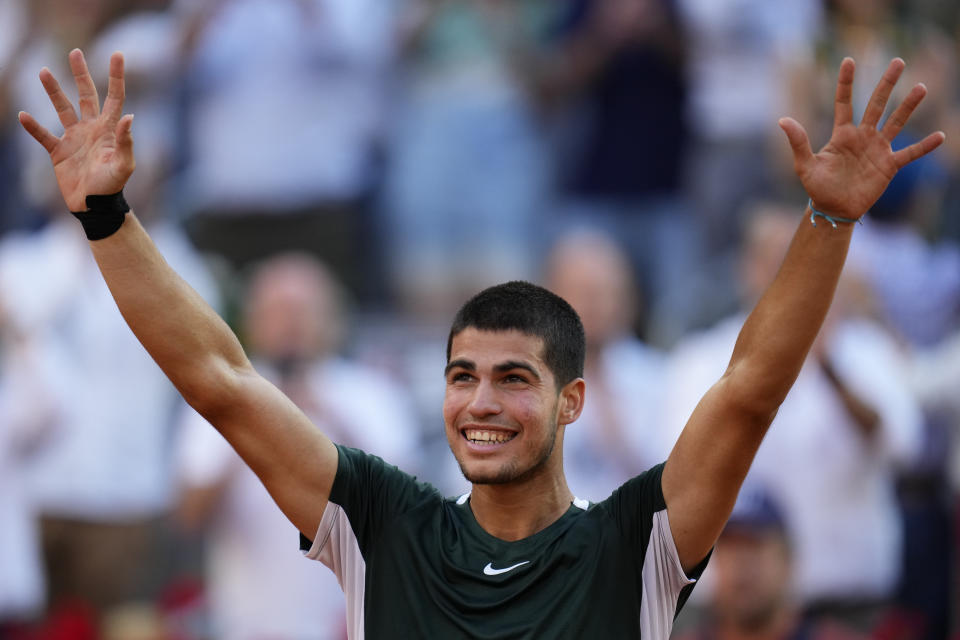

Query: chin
450,425,561,486
457,458,521,485
457,454,557,486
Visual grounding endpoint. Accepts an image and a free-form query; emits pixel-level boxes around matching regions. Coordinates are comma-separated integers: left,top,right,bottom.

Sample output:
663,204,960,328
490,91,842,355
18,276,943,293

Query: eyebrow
444,359,475,377
494,361,541,381
444,358,542,382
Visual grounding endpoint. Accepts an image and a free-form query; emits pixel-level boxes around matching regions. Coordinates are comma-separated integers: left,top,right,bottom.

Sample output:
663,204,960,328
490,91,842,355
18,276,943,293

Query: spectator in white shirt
176,253,420,640
663,203,922,630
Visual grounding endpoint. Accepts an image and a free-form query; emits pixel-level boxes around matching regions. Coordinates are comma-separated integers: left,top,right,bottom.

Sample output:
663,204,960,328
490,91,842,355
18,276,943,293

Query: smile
462,428,517,446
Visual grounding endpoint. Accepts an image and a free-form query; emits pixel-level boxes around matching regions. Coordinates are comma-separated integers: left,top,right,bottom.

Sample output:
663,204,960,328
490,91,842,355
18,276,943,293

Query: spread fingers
101,52,126,125
18,111,59,153
861,58,905,129
833,57,855,127
881,83,927,142
69,49,100,120
39,67,79,129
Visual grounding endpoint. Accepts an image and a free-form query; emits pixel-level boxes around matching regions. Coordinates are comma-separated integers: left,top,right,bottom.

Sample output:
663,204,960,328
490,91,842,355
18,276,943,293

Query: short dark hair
446,281,585,387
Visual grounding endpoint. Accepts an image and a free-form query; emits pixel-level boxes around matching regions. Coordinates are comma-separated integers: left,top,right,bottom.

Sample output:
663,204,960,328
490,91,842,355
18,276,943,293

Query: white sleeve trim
302,499,341,561
302,501,367,639
639,509,697,640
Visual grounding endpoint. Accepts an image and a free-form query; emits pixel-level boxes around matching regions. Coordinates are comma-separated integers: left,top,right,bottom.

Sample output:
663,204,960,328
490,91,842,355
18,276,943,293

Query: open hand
779,57,945,220
18,49,134,213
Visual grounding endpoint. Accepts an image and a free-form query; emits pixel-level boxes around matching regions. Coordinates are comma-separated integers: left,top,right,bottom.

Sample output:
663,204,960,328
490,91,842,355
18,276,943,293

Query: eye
503,373,529,385
449,371,475,384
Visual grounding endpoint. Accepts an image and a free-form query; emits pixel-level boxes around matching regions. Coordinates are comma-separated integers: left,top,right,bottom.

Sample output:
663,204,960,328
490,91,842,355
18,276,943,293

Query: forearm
93,213,340,536
728,210,854,414
663,213,855,570
661,55,943,575
89,213,250,413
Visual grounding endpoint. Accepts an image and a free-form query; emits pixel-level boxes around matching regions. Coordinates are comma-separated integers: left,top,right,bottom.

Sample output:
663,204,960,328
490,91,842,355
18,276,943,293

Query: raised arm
18,49,339,539
661,57,945,571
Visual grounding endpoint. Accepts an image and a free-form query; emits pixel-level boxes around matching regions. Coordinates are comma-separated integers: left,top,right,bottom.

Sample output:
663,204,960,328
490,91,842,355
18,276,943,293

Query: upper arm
194,363,339,540
661,371,775,572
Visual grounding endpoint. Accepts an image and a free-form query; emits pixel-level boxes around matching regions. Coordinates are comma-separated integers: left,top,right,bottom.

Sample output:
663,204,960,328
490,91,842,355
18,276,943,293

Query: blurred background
0,0,958,638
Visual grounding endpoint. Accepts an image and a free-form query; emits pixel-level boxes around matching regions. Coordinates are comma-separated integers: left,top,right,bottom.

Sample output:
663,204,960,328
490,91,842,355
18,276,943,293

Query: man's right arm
92,213,339,538
18,49,338,540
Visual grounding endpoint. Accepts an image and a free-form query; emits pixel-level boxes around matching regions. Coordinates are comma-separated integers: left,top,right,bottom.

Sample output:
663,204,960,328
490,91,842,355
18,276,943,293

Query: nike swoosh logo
483,561,530,576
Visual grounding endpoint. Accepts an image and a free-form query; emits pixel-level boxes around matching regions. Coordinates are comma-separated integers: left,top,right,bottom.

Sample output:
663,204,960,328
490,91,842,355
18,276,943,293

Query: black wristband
70,190,130,240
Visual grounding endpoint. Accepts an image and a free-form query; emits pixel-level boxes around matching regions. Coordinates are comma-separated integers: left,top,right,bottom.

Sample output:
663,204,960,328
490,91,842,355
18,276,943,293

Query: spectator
906,329,960,492
382,0,561,319
0,0,32,235
0,334,64,632
172,0,401,300
844,154,959,350
663,203,923,631
546,0,701,346
0,12,221,628
5,0,123,232
808,9,960,633
175,253,420,640
544,229,670,501
853,220,958,637
676,0,822,307
675,485,866,640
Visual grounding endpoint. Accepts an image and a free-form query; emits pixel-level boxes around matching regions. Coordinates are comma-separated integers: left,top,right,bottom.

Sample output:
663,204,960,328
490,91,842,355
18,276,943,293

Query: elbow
177,356,253,421
718,362,787,429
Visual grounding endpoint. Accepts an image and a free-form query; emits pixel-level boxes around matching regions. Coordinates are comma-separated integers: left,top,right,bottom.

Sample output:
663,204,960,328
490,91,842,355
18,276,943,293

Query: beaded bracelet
807,199,862,229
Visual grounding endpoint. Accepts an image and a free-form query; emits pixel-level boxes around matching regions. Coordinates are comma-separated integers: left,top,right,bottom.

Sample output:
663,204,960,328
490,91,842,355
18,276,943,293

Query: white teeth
464,429,515,444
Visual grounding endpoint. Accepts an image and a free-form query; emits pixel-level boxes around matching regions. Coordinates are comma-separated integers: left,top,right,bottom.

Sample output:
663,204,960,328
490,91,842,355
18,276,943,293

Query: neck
469,466,574,541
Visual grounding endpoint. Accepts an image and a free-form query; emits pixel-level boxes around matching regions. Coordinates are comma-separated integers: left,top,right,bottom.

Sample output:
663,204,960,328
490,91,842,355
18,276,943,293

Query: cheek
442,389,465,426
510,393,550,426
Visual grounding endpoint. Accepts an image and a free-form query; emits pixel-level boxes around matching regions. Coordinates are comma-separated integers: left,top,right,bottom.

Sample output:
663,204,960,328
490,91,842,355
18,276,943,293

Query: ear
557,378,586,426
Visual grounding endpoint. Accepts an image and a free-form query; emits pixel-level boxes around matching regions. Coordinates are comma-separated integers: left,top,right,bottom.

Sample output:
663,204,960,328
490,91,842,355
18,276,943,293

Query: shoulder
592,463,668,533
331,444,443,519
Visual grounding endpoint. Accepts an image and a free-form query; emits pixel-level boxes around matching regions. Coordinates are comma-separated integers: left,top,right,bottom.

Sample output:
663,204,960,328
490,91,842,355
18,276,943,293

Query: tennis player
19,50,943,638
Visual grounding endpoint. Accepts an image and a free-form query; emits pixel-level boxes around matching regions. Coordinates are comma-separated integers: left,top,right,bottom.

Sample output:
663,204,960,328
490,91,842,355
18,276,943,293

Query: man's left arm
661,57,945,572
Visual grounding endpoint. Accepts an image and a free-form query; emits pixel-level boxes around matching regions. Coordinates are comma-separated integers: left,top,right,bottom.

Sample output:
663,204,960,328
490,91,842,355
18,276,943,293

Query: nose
467,379,502,418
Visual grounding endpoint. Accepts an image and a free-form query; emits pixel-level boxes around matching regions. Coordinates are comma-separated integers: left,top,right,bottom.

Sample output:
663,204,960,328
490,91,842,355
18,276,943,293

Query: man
175,253,420,639
544,229,671,501
3,23,221,629
675,485,866,640
18,49,943,638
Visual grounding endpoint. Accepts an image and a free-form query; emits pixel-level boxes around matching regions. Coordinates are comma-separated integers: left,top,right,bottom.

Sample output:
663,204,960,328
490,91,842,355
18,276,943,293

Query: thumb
778,117,814,170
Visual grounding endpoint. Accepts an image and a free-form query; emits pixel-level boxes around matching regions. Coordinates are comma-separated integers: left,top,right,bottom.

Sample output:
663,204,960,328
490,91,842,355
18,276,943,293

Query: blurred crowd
0,0,958,638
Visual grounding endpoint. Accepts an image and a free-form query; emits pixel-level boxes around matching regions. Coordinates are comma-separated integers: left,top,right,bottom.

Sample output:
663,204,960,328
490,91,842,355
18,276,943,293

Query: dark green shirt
301,445,706,639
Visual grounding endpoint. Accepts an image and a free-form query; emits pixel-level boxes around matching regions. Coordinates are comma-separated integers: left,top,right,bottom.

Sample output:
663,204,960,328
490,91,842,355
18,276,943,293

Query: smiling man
293,281,700,637
19,49,944,639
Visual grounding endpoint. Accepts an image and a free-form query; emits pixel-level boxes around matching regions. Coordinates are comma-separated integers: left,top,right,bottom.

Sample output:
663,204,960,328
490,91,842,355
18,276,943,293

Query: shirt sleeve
300,444,440,558
600,463,668,551
599,463,710,631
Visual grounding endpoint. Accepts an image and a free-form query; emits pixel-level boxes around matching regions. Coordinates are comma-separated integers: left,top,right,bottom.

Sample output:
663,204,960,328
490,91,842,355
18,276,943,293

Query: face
245,258,341,362
443,328,583,485
547,239,634,349
550,243,634,347
739,211,796,304
712,530,792,629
